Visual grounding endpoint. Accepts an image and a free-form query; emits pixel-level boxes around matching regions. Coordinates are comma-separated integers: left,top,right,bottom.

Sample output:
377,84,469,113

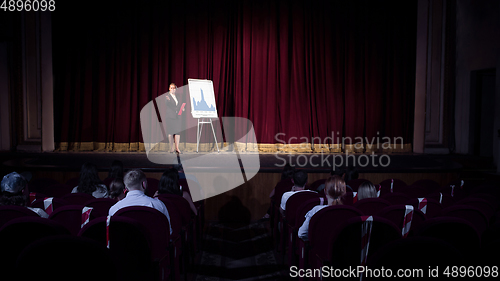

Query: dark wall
455,0,500,163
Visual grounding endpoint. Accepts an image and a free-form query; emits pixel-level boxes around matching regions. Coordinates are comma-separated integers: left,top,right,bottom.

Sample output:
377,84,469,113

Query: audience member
157,168,182,196
108,169,172,234
298,175,346,240
281,163,296,180
261,164,296,220
268,164,295,199
280,170,314,216
108,179,126,201
72,162,109,198
175,163,186,180
329,166,358,192
175,163,204,202
155,168,198,215
357,180,377,200
344,166,359,182
108,160,125,180
0,172,48,218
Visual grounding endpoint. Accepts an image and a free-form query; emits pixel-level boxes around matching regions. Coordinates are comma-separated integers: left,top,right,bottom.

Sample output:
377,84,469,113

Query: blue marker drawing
192,89,216,111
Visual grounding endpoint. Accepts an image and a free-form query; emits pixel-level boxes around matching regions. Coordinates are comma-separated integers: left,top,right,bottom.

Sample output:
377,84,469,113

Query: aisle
190,220,287,280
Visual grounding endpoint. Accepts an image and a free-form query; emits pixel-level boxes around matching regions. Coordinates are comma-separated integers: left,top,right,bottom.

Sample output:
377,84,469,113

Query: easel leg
196,119,201,153
209,119,220,153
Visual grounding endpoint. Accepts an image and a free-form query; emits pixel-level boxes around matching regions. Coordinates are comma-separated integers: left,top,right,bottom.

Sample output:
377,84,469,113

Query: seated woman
1,172,48,218
72,162,109,198
357,180,377,200
155,168,197,215
108,179,126,201
298,175,346,241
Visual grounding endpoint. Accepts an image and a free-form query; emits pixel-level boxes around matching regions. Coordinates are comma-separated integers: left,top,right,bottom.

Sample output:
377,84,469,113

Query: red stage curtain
53,0,416,151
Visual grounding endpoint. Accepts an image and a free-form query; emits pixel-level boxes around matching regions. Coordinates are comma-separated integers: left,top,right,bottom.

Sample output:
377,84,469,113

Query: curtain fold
53,0,416,152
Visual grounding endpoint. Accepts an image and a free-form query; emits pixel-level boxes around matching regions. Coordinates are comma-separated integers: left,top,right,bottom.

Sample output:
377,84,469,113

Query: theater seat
157,195,190,277
427,192,455,208
84,198,117,218
28,178,60,193
368,236,464,269
284,192,321,264
270,178,294,245
16,235,116,281
354,198,391,216
78,216,107,247
42,183,74,198
49,205,97,236
144,178,160,197
377,205,426,237
0,205,39,229
346,178,369,192
440,205,489,236
305,205,363,270
61,193,95,206
378,178,407,196
455,198,495,221
78,216,168,281
381,192,411,205
282,191,320,254
405,197,443,218
412,179,441,193
114,206,172,280
329,216,401,269
108,216,159,281
415,217,481,263
30,197,69,214
0,217,70,270
289,197,325,266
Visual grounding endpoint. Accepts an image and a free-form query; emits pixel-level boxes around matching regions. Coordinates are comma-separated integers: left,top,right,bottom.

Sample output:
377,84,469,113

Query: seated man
108,169,172,234
280,170,314,216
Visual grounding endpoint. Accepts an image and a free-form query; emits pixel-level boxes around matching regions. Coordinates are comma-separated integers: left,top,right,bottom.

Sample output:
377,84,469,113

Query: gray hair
357,181,377,200
123,169,146,191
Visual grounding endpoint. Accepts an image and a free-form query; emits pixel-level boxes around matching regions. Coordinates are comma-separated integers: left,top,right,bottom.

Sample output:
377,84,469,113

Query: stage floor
1,151,463,174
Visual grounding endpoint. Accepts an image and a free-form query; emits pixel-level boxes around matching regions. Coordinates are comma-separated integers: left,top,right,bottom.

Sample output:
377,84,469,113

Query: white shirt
280,189,316,211
108,190,172,234
169,93,178,106
72,184,109,198
298,205,328,241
